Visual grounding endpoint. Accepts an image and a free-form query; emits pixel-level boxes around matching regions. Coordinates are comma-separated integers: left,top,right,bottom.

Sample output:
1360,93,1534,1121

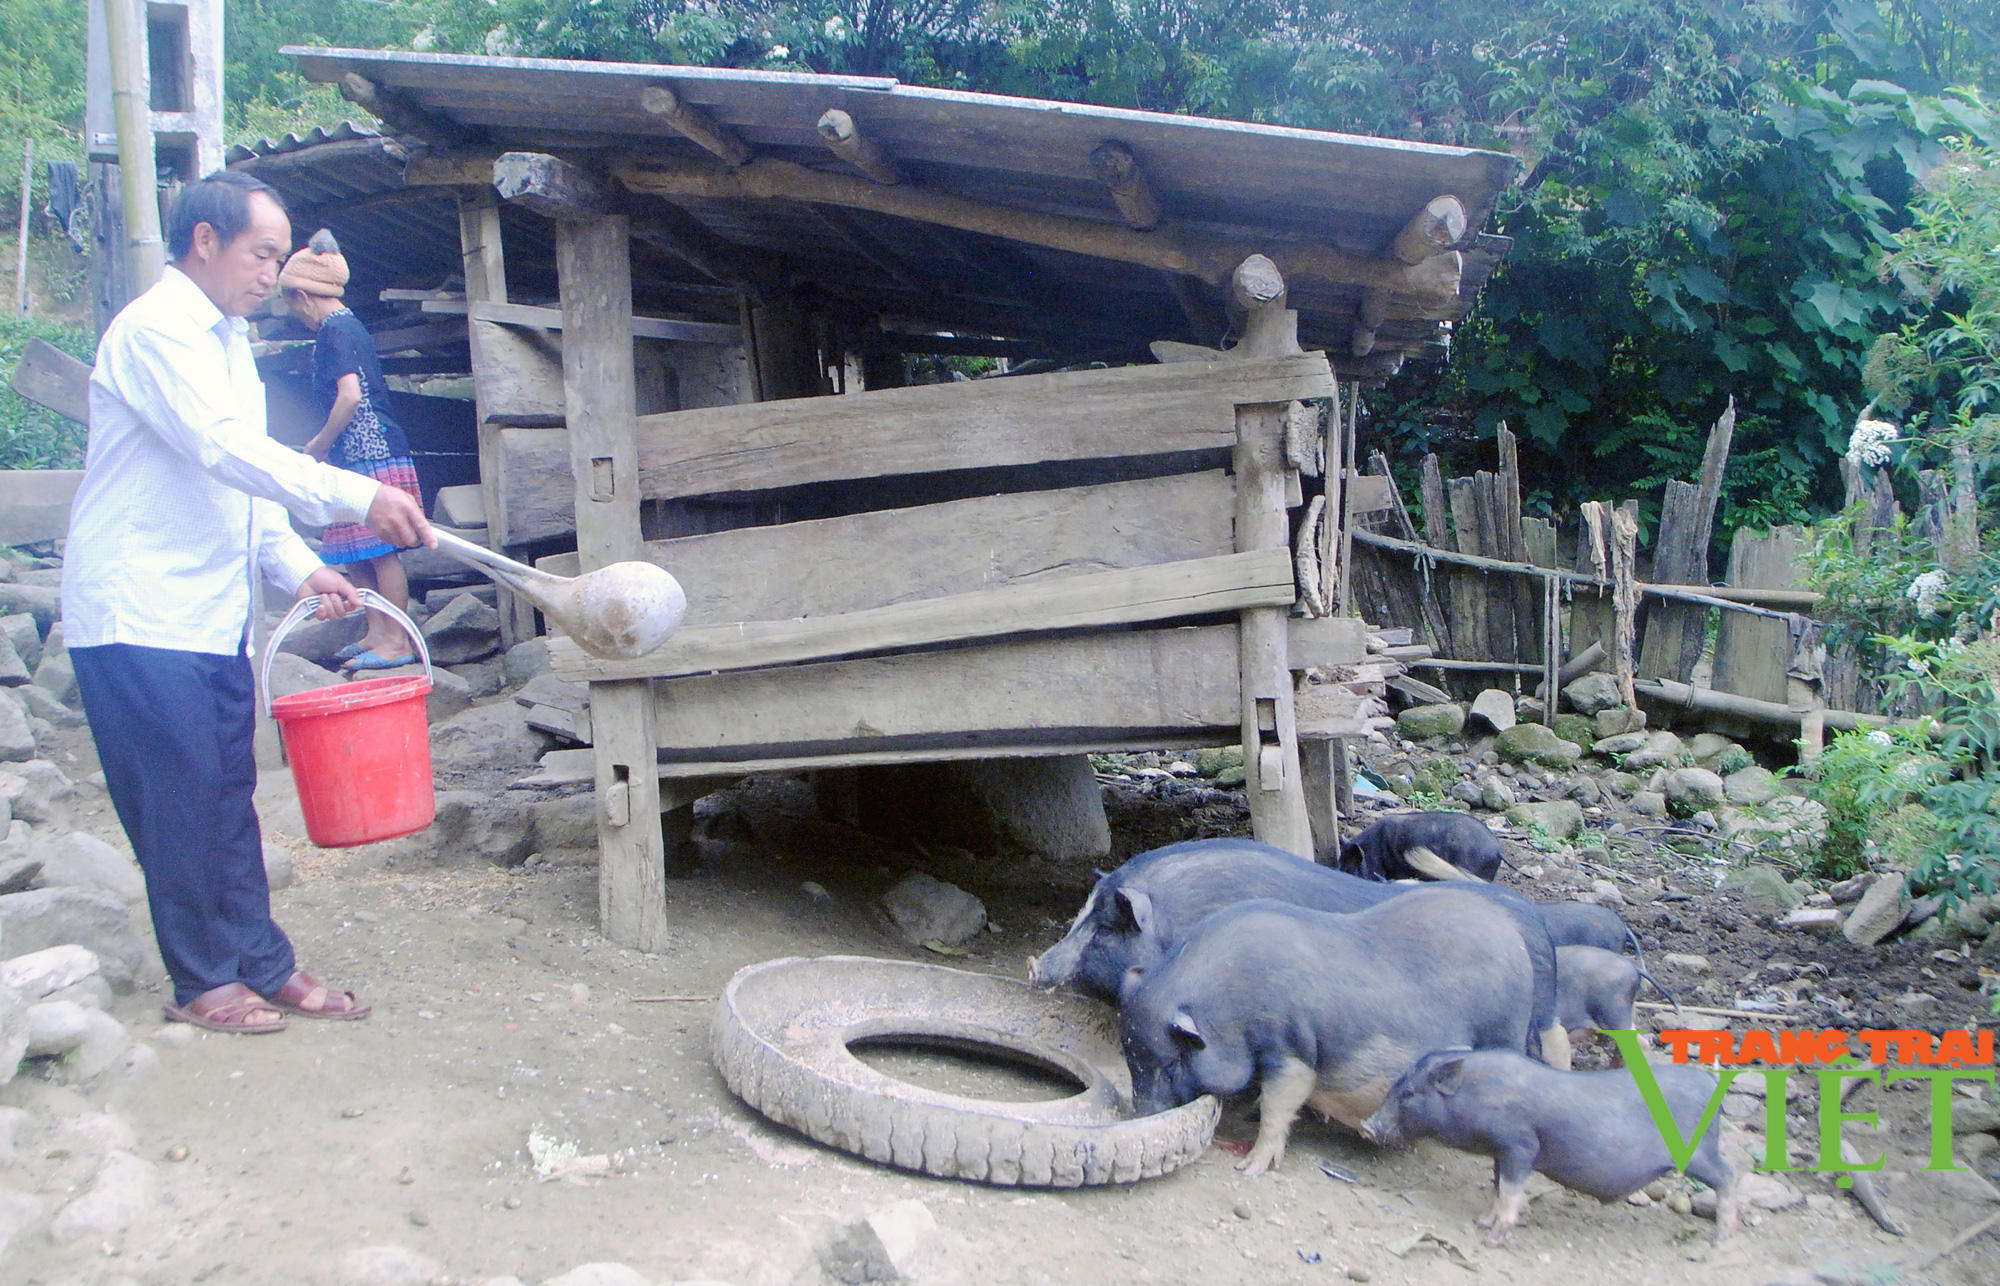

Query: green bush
1799,725,1950,881
0,315,95,469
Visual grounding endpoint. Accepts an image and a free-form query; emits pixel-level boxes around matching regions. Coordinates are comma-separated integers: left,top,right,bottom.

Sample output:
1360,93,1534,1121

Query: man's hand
366,484,435,549
298,567,362,620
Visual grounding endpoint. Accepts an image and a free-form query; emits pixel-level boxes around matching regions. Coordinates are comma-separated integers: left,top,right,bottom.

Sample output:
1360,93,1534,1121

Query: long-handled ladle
430,529,686,661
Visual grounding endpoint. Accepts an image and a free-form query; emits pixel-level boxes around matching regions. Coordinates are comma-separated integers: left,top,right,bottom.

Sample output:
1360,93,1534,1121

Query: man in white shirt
65,170,433,1034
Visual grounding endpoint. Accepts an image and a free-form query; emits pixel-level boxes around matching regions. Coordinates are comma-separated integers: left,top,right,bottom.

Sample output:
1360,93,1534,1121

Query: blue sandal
333,641,367,661
343,649,417,671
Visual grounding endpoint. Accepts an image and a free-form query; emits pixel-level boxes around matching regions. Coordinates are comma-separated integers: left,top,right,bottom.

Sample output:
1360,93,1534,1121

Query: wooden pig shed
283,46,1517,951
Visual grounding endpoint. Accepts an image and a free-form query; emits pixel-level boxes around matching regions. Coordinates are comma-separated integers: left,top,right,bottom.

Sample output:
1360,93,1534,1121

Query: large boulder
1843,873,1910,947
29,622,75,705
31,832,146,903
1496,722,1581,769
1621,730,1687,771
404,790,537,867
261,652,346,703
0,615,41,672
0,888,152,992
1717,796,1827,857
422,593,503,666
428,702,558,772
1562,671,1624,716
531,793,599,853
1720,865,1804,918
854,756,1111,861
502,638,551,687
1505,800,1584,839
1551,714,1597,751
1397,703,1465,739
1593,705,1645,738
12,683,75,725
365,662,473,721
1468,690,1517,733
1663,767,1726,818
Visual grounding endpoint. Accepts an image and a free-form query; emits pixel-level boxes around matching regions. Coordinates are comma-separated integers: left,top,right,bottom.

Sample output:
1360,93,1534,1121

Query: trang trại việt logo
1607,1028,1996,1185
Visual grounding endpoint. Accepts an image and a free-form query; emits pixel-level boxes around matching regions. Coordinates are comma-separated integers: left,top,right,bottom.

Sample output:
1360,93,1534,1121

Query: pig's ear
1168,1010,1205,1051
1113,888,1156,936
1428,1055,1469,1097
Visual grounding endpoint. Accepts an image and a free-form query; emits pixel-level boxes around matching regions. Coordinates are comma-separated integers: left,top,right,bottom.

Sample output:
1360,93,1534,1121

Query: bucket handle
260,587,433,719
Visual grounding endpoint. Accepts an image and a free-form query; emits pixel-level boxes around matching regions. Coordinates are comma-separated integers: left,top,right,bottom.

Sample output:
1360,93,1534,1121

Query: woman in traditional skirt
278,230,422,669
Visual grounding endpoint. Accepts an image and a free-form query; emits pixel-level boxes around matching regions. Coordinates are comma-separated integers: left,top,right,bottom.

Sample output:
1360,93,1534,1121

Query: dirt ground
6,722,2000,1286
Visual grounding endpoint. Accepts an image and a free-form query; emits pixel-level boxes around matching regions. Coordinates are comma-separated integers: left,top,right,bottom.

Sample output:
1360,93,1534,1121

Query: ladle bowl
430,529,686,661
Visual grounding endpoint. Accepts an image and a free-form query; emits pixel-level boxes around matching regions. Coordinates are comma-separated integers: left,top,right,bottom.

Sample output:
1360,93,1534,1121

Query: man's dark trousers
71,643,295,1006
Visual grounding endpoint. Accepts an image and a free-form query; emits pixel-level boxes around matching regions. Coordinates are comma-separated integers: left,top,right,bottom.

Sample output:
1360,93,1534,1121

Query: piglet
1338,811,1510,883
1556,945,1677,1062
1359,1048,1739,1246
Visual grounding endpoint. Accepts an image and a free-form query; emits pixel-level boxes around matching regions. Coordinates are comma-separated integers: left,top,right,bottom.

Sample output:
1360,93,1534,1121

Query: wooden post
1609,504,1641,712
558,213,668,953
1230,255,1313,858
1300,738,1341,864
14,139,32,315
457,191,534,645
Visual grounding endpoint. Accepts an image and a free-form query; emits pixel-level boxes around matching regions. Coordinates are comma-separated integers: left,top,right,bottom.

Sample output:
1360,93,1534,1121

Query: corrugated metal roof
224,119,384,164
280,46,1517,373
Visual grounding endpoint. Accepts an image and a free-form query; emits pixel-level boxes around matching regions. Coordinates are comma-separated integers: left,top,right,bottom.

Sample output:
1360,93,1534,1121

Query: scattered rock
264,840,293,891
1781,906,1844,933
336,1245,442,1286
1504,800,1583,839
503,638,551,687
0,887,151,992
1829,873,1874,905
1569,776,1603,807
0,697,32,761
0,615,40,672
881,873,985,948
1551,714,1597,751
0,759,74,825
1661,953,1710,974
448,659,507,698
1663,767,1725,818
1468,690,1516,733
1478,777,1516,811
0,943,99,998
1723,765,1778,806
1721,865,1805,918
47,1148,156,1243
0,585,59,633
405,791,536,868
1843,873,1910,947
30,647,76,705
1193,746,1244,777
262,652,347,703
1683,732,1737,765
1630,790,1667,817
31,831,145,902
369,662,474,721
1738,1172,1803,1211
10,683,74,725
429,702,558,772
1591,706,1641,739
277,611,367,666
1620,730,1686,771
1397,704,1465,739
1496,723,1581,769
543,1266,654,1286
1562,672,1623,716
821,1199,938,1286
1717,796,1828,857
0,631,27,686
1602,771,1640,798
1590,879,1626,906
1447,781,1483,806
422,593,503,666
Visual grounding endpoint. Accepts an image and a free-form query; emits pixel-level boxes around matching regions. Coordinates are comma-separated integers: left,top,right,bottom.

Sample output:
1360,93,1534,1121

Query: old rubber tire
711,955,1219,1186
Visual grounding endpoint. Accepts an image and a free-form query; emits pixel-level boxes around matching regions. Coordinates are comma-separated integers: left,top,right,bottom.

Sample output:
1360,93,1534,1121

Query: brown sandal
267,970,371,1020
163,983,289,1034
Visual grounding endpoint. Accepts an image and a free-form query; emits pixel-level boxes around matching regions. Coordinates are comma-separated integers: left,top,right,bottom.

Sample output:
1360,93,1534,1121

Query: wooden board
1637,479,1705,682
547,548,1298,682
1710,526,1800,706
1286,615,1370,669
537,471,1236,625
650,626,1243,758
497,427,579,544
423,297,743,345
628,353,1333,501
9,339,89,424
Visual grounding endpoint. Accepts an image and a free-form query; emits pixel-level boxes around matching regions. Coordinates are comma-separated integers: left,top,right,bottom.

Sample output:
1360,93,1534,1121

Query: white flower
1907,568,1949,618
824,15,847,37
1867,729,1894,747
769,43,790,58
1846,418,1898,467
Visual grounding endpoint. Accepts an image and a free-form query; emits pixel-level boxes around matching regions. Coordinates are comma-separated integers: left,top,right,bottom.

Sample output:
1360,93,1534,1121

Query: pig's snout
1358,1105,1399,1147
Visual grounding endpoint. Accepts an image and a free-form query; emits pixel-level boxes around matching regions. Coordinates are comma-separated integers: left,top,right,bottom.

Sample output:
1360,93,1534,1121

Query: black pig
1338,811,1511,882
1119,891,1543,1176
1030,838,1571,1068
1360,1048,1740,1246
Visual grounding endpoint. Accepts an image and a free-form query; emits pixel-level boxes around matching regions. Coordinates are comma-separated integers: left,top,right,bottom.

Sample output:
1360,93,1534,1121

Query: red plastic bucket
262,589,436,847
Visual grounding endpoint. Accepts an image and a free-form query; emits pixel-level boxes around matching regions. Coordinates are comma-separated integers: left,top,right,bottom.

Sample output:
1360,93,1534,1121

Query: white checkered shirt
62,268,381,655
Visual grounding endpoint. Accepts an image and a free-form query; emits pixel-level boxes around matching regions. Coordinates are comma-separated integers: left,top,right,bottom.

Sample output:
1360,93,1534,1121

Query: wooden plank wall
1711,526,1800,705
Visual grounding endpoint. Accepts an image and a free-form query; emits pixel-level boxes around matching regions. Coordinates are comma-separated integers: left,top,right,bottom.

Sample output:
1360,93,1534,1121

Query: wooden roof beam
817,110,900,186
641,86,754,168
339,73,473,149
1090,141,1161,231
614,155,1464,305
1390,195,1468,264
